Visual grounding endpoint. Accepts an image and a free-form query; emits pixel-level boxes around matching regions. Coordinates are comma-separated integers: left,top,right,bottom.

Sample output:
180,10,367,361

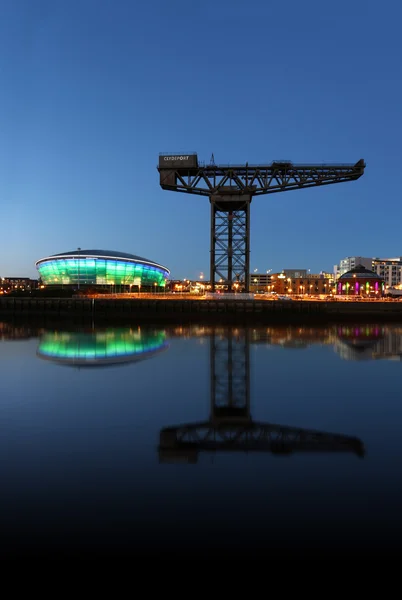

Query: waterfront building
249,272,272,291
250,269,314,291
336,264,384,297
267,271,334,296
0,277,38,294
372,257,402,289
35,249,170,292
334,256,402,288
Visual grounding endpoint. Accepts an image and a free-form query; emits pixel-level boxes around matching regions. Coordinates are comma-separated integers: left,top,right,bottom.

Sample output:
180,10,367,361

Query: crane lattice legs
210,195,251,292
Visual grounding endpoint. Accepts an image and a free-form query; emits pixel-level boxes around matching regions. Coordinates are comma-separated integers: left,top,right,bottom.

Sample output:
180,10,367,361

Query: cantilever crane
158,328,365,463
157,154,366,292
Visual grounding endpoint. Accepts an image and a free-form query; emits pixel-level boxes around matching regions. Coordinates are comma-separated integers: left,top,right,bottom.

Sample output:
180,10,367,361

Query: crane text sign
159,154,198,169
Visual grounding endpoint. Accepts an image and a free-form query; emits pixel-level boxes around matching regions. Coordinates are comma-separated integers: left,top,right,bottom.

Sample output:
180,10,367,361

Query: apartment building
372,258,402,288
334,257,373,279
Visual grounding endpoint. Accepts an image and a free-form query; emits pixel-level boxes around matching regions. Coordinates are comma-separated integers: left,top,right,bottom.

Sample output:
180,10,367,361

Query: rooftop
50,249,151,261
339,264,384,279
36,249,170,272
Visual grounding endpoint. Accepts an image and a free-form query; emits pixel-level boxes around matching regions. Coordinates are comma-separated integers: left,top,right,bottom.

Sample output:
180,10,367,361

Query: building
336,264,384,296
282,269,308,279
267,271,334,296
35,249,170,291
249,272,272,291
372,257,402,289
334,255,402,290
334,256,373,279
250,269,311,291
0,277,39,294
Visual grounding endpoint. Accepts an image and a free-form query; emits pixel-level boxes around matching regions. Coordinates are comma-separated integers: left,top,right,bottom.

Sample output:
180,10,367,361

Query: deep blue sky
1,0,401,279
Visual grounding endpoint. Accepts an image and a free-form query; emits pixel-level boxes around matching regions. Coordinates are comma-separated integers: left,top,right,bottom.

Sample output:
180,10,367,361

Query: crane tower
157,153,365,292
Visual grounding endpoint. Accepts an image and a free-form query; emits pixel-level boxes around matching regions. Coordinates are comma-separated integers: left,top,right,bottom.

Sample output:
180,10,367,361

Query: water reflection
333,324,400,361
2,318,402,556
159,327,365,462
0,321,44,340
2,320,402,361
36,326,169,367
169,323,402,361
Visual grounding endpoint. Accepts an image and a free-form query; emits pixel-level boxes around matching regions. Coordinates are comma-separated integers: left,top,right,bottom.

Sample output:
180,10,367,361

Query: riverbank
2,296,402,324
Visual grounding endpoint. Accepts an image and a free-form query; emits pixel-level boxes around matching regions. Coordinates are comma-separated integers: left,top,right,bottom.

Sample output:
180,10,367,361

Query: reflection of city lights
2,322,401,362
37,328,168,366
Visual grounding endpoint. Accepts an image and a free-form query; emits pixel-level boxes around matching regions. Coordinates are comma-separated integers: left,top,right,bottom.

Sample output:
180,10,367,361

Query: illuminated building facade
267,272,334,295
336,264,384,296
334,256,402,288
35,249,170,290
372,257,402,288
0,277,38,294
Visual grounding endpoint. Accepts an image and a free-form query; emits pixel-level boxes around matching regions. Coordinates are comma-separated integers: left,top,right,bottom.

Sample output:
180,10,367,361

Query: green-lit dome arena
35,249,170,289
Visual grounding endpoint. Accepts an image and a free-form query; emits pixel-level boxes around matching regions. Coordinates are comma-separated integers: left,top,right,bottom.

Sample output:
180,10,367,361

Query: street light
77,247,81,291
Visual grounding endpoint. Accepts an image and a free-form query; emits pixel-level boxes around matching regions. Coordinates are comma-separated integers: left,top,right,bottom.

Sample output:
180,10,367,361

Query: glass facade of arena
37,329,168,364
36,257,169,287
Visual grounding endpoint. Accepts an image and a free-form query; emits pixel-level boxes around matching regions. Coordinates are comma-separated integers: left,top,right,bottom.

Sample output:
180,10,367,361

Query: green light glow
36,257,169,286
37,328,168,365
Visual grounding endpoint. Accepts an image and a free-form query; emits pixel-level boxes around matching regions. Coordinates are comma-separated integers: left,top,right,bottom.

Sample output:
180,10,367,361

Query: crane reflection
159,327,365,462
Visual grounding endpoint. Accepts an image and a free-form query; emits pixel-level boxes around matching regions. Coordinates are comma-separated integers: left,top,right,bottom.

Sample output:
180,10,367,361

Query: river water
1,320,401,558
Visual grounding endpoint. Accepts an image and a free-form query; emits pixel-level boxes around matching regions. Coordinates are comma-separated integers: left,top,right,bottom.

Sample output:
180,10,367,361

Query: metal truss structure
210,197,250,289
158,328,365,463
158,155,366,291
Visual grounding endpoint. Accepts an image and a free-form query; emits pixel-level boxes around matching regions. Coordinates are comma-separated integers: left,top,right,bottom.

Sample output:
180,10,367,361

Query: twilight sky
1,0,401,280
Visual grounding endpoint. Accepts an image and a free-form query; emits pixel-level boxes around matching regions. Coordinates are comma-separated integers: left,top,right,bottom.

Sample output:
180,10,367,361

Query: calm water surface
1,320,401,558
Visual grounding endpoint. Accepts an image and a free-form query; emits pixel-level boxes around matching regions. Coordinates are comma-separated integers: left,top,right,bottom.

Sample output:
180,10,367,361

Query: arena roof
49,249,152,262
35,249,170,273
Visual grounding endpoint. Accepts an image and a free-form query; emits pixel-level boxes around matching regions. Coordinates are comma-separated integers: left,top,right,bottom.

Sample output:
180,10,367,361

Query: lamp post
77,247,81,291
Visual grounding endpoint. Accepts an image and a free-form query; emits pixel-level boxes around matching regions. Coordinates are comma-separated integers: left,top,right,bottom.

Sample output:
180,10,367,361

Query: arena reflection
1,321,402,362
36,327,169,367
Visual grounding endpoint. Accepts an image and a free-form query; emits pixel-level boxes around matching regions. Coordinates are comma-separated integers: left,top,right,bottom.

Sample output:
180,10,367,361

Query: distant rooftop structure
339,264,383,279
